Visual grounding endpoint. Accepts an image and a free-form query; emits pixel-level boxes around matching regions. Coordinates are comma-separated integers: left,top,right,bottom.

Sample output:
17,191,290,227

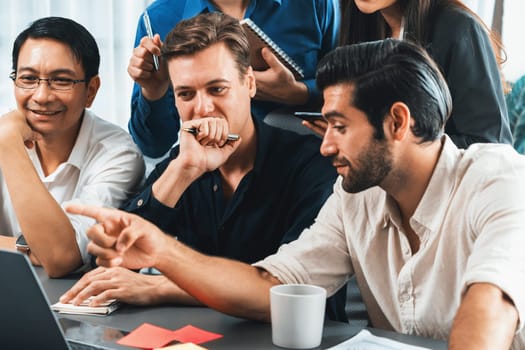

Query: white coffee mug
270,284,327,349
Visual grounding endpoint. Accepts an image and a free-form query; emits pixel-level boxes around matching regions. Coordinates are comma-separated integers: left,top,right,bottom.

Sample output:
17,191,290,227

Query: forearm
449,283,518,350
280,81,309,105
155,237,280,321
151,158,202,207
0,146,81,277
129,86,180,157
148,275,202,306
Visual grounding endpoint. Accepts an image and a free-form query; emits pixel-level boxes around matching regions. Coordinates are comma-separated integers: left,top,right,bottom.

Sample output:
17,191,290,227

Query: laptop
0,249,129,349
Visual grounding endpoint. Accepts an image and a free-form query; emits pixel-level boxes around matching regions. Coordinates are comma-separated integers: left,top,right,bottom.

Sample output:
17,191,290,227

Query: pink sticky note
117,323,178,349
171,325,223,344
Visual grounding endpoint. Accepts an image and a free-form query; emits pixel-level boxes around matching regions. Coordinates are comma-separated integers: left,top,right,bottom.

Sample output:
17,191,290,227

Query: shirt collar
26,109,91,178
66,109,94,170
182,0,281,18
411,135,460,233
182,0,215,18
381,135,460,234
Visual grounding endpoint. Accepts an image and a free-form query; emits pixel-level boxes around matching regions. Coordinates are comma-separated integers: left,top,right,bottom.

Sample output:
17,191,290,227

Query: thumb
115,227,139,252
153,34,162,50
261,47,284,69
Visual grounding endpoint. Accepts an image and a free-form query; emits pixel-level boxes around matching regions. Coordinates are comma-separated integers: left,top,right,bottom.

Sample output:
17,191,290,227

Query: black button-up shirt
123,118,336,263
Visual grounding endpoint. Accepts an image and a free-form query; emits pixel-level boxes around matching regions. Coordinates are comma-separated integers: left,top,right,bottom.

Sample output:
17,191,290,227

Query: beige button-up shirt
255,136,525,348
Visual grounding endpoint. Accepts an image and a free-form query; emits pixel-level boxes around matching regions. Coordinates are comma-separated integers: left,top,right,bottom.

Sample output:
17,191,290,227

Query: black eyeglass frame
9,71,88,91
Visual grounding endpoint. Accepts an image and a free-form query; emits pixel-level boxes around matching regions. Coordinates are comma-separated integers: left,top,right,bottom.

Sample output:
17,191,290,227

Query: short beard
341,139,392,193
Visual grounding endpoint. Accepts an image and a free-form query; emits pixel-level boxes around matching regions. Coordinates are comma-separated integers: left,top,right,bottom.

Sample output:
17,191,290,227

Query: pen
143,10,159,71
183,127,240,141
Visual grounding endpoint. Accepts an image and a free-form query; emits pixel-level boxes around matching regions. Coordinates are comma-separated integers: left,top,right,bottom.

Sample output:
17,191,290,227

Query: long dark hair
339,0,505,65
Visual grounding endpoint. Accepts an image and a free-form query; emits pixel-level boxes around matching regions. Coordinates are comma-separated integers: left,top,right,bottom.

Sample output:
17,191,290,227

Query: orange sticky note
171,325,223,344
117,323,177,349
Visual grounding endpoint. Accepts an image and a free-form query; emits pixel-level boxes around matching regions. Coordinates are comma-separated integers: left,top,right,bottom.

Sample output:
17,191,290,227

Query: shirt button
213,184,218,192
137,198,144,207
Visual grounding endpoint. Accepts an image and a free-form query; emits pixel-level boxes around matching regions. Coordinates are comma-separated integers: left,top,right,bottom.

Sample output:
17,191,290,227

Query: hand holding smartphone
293,111,323,122
294,112,326,137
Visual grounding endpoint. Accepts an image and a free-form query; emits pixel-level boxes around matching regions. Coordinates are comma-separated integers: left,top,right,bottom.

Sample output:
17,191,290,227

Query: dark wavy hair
317,39,452,142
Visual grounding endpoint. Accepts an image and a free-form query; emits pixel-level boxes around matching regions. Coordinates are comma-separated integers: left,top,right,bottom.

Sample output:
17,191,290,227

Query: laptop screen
0,249,128,350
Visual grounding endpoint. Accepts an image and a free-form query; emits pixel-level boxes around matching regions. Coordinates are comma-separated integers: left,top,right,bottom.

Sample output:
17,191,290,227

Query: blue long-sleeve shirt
129,0,340,157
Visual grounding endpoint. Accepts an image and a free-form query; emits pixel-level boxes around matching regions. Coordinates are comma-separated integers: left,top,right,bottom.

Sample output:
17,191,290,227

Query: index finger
59,269,96,303
65,203,118,223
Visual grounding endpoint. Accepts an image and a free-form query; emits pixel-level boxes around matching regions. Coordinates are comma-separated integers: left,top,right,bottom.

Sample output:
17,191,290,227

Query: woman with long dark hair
338,0,511,148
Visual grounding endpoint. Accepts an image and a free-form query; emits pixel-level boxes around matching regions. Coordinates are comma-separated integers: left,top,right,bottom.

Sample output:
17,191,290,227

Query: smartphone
15,234,29,251
293,111,323,122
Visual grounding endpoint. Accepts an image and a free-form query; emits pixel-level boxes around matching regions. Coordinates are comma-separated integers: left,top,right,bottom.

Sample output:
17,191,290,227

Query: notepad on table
52,296,120,316
327,329,432,349
240,18,304,80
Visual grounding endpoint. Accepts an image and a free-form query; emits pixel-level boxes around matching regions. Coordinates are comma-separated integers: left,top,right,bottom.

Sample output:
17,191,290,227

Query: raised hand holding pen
127,16,169,102
143,10,159,71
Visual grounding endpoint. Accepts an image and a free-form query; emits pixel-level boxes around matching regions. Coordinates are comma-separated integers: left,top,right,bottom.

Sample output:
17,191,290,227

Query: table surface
35,267,448,350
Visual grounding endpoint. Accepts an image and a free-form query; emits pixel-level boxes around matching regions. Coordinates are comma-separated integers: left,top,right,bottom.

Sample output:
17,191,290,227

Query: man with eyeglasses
0,17,145,277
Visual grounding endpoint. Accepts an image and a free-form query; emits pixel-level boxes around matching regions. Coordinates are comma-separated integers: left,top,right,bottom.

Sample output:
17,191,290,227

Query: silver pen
183,127,240,141
143,10,159,71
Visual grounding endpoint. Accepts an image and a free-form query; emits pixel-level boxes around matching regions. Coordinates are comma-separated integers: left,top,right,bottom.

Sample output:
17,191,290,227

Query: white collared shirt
255,136,525,348
0,110,145,263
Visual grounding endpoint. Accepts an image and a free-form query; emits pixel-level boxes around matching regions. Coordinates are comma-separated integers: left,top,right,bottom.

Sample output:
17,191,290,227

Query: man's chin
341,178,374,194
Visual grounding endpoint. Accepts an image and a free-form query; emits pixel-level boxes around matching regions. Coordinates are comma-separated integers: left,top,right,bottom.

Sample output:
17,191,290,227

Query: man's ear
245,66,256,98
85,75,101,108
385,102,411,141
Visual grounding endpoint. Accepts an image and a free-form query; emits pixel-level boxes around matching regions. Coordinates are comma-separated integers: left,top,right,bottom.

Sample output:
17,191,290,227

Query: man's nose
320,128,337,158
31,80,55,103
193,93,214,116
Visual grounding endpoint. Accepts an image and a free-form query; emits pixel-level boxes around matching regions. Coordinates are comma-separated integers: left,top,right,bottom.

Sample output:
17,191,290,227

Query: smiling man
0,17,144,277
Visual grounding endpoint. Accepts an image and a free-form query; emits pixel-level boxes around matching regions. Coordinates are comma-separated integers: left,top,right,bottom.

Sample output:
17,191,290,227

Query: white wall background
501,0,525,81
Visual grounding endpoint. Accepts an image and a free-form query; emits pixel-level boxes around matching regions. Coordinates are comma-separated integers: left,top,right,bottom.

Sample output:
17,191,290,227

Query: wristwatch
15,234,30,253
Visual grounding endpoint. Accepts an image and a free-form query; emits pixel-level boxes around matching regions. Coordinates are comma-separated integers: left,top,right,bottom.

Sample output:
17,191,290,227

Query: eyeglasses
9,72,88,91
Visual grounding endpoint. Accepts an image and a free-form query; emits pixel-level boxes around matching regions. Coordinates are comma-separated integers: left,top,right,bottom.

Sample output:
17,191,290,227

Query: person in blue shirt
62,12,347,321
128,0,340,157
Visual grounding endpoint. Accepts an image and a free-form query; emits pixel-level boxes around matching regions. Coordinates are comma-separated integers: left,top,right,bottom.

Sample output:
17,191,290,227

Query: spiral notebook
240,18,304,80
52,296,120,316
